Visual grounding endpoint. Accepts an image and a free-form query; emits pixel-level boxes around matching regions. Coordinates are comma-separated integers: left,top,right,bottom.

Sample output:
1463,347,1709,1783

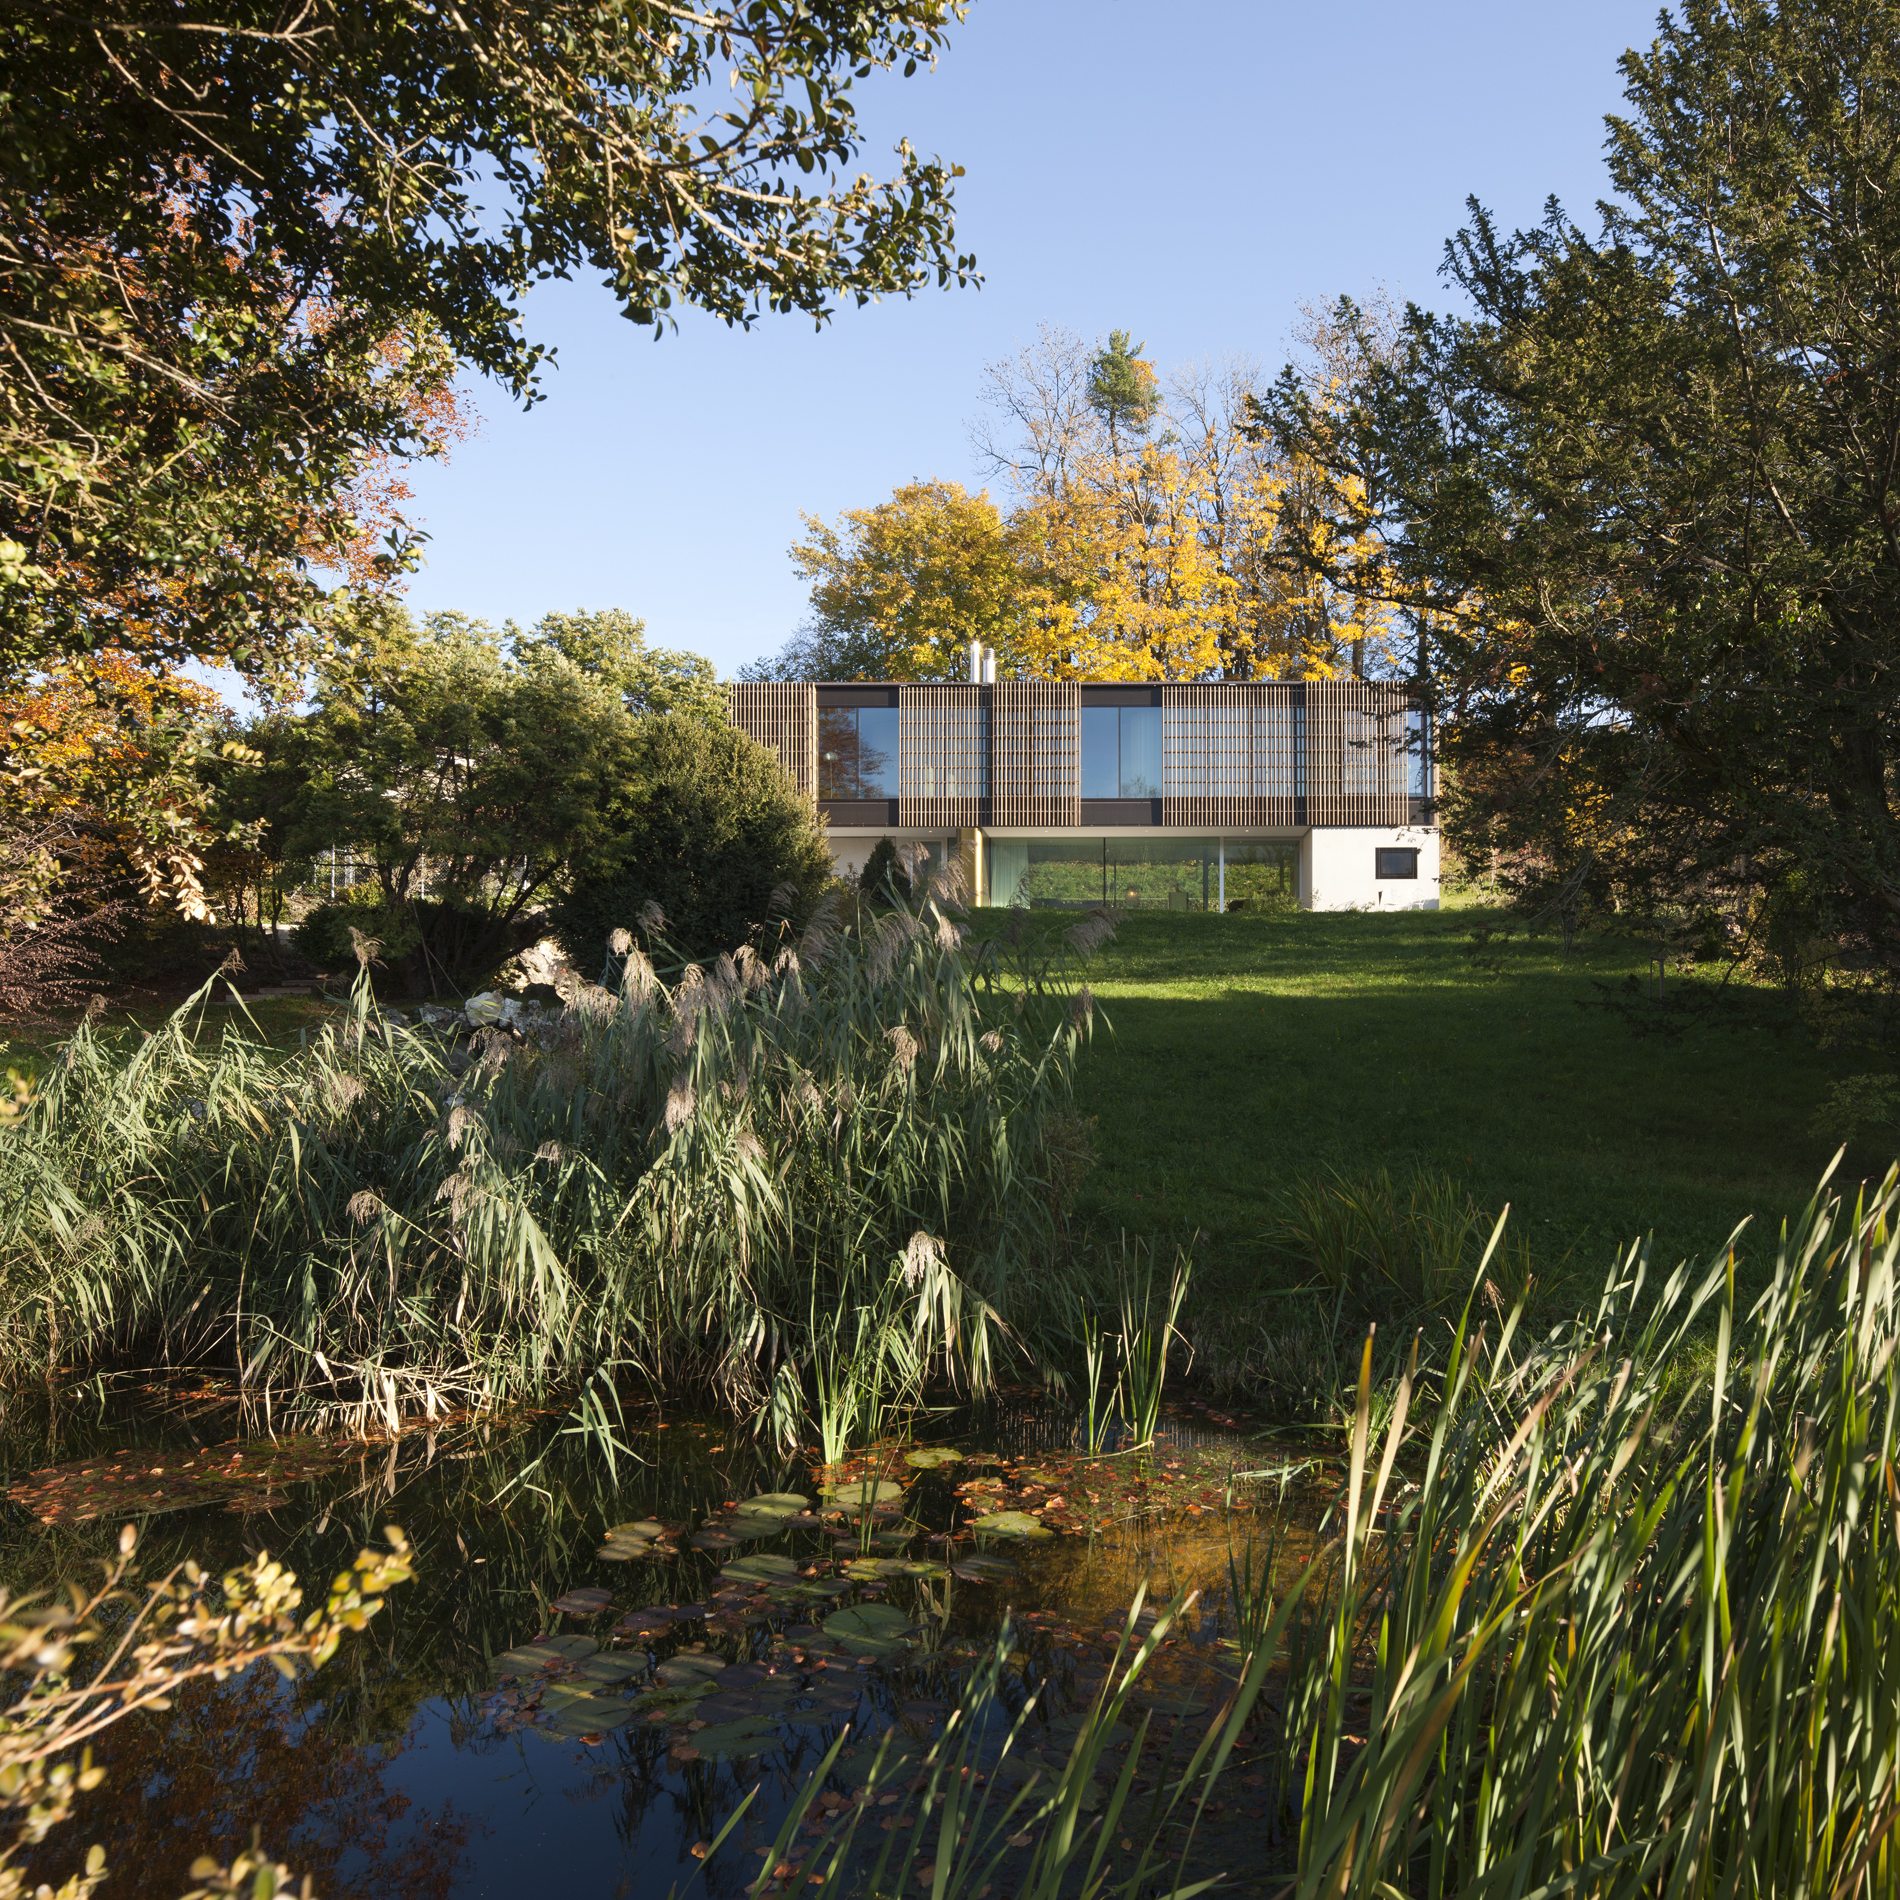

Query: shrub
552,714,834,972
291,884,409,969
1266,1163,1530,1326
858,836,912,907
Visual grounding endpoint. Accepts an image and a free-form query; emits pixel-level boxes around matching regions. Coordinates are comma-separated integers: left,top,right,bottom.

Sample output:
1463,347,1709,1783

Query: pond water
0,1388,1330,1900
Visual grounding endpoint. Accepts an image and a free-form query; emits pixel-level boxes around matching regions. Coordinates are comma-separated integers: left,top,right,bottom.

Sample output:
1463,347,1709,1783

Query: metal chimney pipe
983,647,997,684
968,638,982,685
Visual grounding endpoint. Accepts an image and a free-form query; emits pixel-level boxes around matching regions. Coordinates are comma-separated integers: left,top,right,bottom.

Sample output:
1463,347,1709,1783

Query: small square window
1375,847,1419,880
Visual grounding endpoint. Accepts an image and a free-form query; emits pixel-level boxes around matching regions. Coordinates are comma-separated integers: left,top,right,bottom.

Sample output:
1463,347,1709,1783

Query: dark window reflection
857,707,898,798
819,706,898,800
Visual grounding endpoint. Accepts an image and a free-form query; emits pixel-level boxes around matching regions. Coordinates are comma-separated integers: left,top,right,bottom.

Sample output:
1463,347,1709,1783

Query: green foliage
2,2,976,682
1260,0,1900,992
767,1162,1900,1896
1812,1071,1900,1141
859,837,913,907
528,609,725,723
0,878,1093,1429
1086,327,1159,449
552,714,835,972
250,602,655,994
1267,1163,1519,1325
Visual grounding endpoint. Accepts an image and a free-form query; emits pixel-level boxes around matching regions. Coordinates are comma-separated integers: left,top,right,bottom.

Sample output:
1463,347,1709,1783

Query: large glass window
1119,707,1163,797
819,705,898,799
1079,707,1119,799
988,836,1300,911
1078,705,1163,799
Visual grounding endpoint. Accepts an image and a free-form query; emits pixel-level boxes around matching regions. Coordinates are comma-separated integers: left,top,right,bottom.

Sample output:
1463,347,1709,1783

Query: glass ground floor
987,835,1297,912
828,831,1301,913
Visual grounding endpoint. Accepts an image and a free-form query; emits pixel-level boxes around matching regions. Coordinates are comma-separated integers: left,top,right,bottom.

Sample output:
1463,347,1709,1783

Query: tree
552,716,834,972
269,604,646,993
758,326,1394,685
1261,0,1900,989
530,609,725,722
1087,329,1161,457
759,481,1036,680
2,2,977,691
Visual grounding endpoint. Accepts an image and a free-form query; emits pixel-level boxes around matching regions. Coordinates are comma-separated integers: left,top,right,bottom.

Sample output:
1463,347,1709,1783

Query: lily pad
492,1643,568,1677
904,1449,964,1468
822,1603,914,1656
733,1492,811,1517
840,1558,949,1582
820,1479,906,1511
951,1555,1018,1581
722,1553,801,1584
692,1718,782,1758
550,1695,638,1734
549,1586,614,1616
576,1653,644,1684
689,1527,744,1550
598,1519,672,1561
655,1654,727,1688
970,1511,1055,1540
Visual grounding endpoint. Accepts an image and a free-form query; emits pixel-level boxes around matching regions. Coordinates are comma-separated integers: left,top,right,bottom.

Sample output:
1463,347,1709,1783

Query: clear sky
393,0,1668,678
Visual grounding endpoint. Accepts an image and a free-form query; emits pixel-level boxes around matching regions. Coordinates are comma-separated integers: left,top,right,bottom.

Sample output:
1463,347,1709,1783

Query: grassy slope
975,904,1877,1324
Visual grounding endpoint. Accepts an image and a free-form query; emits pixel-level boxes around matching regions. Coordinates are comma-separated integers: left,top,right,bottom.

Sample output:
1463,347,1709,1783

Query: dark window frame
1375,847,1420,880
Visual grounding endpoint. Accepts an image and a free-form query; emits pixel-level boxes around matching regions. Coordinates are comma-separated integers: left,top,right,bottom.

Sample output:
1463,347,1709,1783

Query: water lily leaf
598,1520,672,1560
492,1644,567,1676
576,1654,643,1684
840,1558,949,1582
819,1479,906,1509
722,1553,801,1584
904,1449,964,1468
656,1654,727,1688
822,1603,913,1655
549,1587,614,1616
734,1492,811,1516
950,1555,1017,1581
539,1633,600,1658
693,1719,782,1758
689,1527,743,1550
970,1511,1054,1540
552,1695,637,1734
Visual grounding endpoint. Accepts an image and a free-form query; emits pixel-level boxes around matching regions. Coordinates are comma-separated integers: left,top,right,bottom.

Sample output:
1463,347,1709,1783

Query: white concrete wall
826,834,880,883
1303,825,1440,912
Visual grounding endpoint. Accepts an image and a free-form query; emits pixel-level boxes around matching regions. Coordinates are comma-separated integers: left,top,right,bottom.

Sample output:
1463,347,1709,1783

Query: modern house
727,647,1437,912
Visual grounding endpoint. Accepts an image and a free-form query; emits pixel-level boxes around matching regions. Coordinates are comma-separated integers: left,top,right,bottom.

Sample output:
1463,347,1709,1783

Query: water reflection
1,1394,1319,1899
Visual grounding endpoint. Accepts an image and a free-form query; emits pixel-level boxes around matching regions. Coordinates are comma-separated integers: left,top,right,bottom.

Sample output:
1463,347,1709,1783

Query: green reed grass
744,1155,1900,1898
0,876,1099,1432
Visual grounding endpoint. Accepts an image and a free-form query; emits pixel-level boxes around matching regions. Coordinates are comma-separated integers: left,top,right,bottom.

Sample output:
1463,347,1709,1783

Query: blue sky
394,0,1666,679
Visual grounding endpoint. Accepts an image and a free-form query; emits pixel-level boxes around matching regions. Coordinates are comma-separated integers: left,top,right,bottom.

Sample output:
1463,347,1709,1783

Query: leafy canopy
1,1,977,685
1260,0,1900,975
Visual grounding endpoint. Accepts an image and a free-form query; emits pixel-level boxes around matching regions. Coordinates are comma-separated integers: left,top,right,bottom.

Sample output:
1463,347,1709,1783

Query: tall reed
0,873,1100,1431
751,1157,1900,1897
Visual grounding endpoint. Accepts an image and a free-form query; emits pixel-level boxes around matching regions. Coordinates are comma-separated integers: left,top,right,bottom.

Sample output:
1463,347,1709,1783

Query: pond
0,1388,1330,1900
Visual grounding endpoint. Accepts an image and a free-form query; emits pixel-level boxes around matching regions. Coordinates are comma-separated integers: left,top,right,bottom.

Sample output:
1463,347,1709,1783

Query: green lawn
975,905,1877,1329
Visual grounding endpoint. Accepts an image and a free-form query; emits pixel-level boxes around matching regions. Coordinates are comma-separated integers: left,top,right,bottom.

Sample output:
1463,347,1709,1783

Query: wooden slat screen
1161,683,1304,827
992,679,1077,827
1304,680,1412,825
899,685,983,828
727,682,817,800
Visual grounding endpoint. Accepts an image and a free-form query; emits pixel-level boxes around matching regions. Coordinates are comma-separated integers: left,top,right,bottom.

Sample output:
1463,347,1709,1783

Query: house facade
727,666,1437,912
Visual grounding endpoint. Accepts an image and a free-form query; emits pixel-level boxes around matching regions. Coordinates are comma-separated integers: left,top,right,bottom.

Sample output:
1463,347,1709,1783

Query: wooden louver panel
899,685,983,828
1161,683,1304,827
727,683,818,800
1304,680,1412,826
991,679,1077,827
